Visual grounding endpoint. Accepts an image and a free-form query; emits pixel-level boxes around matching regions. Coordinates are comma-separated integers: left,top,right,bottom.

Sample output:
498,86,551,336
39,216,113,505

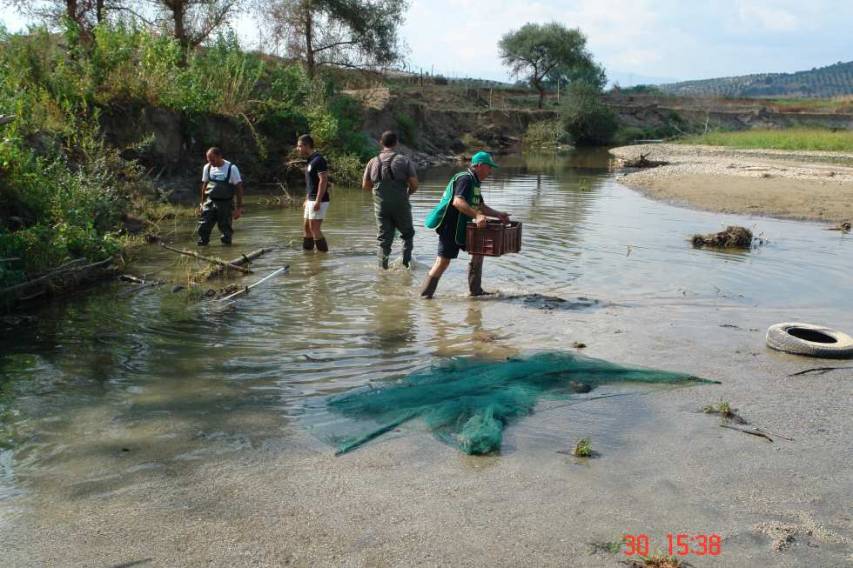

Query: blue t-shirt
305,152,330,202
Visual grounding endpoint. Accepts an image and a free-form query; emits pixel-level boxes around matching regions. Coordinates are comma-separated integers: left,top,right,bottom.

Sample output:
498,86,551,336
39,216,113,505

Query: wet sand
611,144,853,224
3,297,851,567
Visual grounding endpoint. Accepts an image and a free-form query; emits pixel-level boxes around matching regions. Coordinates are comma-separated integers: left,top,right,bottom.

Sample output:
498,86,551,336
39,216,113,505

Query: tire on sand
766,322,853,359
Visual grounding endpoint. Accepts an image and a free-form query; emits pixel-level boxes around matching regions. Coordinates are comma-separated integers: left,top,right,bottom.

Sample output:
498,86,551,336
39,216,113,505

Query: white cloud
735,1,800,32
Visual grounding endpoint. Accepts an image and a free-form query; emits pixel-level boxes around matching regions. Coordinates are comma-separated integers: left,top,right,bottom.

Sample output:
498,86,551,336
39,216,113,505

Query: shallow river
1,149,850,505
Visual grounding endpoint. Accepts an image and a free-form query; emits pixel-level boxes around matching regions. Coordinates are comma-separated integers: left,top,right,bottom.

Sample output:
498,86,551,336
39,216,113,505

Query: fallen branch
720,423,774,442
159,243,252,274
789,366,853,377
1,258,112,299
119,274,146,284
204,247,271,280
216,266,288,302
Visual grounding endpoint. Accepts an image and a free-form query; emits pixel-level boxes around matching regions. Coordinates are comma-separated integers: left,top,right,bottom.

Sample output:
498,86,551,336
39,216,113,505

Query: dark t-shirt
439,169,479,241
305,152,329,202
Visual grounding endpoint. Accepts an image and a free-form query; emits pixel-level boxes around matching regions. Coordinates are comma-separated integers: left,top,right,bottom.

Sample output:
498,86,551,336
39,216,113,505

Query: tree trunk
174,2,187,49
304,4,315,77
96,0,105,23
66,0,79,22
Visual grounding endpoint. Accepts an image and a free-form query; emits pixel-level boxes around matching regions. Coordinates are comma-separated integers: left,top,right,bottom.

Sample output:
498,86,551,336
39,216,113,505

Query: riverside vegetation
0,22,373,293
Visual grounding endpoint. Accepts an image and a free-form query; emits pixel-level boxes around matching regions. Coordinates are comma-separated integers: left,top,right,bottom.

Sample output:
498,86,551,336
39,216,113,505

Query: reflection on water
0,150,850,502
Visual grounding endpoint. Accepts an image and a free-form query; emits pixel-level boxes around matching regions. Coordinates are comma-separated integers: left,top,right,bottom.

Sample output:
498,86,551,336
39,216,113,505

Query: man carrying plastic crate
421,151,511,298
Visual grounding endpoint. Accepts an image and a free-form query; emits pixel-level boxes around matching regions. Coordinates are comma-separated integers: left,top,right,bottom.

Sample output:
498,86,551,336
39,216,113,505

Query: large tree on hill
258,0,407,77
147,0,242,50
3,0,120,32
499,22,603,109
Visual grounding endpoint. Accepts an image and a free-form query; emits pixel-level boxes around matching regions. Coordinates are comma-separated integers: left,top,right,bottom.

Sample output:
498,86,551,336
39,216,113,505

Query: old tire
766,322,853,359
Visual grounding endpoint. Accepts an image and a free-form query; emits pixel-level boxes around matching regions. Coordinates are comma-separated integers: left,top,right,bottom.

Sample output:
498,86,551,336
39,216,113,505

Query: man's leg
468,253,489,296
396,202,415,268
302,215,314,250
216,200,234,245
375,204,394,269
420,256,450,298
310,219,328,252
197,199,217,245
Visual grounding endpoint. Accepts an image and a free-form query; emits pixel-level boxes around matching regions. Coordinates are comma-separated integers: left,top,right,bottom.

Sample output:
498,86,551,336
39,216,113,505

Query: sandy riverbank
610,144,853,224
3,298,851,567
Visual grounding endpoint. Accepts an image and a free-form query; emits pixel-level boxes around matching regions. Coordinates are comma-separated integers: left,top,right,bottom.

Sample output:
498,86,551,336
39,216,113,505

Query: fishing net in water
317,352,714,456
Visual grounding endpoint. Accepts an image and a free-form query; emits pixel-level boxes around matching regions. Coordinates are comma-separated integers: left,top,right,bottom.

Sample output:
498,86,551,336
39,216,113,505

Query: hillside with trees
659,60,853,98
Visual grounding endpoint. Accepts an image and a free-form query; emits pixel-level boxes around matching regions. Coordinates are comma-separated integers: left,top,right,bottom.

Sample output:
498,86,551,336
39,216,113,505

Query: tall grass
680,128,853,152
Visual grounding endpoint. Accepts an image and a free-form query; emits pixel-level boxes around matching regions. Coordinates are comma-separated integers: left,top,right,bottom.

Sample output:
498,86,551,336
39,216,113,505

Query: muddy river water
1,150,851,566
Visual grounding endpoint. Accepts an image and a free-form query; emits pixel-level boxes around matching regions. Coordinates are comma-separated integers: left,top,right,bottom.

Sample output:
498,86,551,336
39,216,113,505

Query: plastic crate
466,220,522,257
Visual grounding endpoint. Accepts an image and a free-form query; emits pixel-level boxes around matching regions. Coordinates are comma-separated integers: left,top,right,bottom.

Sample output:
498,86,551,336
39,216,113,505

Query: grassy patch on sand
680,128,853,152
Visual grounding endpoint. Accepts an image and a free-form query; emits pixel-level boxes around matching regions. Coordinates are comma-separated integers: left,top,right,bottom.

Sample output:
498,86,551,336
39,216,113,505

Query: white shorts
304,200,330,220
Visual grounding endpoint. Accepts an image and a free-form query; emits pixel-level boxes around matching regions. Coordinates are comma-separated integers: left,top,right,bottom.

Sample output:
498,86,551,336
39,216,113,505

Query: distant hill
659,61,853,98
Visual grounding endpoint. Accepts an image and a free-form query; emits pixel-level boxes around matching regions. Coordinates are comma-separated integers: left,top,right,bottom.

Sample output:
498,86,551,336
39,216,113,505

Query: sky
2,1,851,86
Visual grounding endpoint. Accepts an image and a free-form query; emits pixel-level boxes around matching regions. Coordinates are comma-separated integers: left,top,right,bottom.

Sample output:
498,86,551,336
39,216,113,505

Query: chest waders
198,163,235,246
373,153,415,268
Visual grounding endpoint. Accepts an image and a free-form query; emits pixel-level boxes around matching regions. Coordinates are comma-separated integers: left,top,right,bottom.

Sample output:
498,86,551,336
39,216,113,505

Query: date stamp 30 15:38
624,533,723,557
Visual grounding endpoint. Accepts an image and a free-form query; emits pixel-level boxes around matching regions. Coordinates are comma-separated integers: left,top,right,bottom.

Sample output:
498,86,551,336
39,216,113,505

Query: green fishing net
319,352,714,456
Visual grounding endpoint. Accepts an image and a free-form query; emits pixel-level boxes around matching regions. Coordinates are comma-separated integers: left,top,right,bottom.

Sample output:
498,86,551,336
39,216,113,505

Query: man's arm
199,183,206,207
406,161,418,195
362,161,374,191
481,203,510,223
232,182,245,219
452,196,487,227
313,171,329,209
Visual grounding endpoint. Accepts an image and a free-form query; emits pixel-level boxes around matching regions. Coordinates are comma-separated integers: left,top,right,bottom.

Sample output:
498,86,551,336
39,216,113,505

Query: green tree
147,0,242,51
560,81,617,146
259,0,407,77
499,22,602,109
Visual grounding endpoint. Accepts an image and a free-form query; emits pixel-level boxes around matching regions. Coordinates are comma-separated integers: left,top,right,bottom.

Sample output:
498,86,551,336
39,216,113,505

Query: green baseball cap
471,151,499,168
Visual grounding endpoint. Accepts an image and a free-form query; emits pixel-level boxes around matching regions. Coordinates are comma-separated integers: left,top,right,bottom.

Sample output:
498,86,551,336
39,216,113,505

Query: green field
680,128,853,152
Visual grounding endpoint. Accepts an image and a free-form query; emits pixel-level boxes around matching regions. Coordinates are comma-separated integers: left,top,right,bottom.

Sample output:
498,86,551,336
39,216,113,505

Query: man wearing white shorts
296,134,330,252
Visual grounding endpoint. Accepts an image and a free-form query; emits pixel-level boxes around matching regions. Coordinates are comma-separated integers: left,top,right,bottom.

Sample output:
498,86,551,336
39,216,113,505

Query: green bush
395,113,418,146
0,23,376,291
523,119,569,148
560,82,618,146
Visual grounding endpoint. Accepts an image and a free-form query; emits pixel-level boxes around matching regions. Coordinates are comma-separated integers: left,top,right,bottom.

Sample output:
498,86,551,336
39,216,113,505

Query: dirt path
611,144,853,224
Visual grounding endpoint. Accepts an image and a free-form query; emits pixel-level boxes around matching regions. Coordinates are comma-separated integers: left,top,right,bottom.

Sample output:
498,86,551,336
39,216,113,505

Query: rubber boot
468,255,491,296
302,237,315,250
420,275,440,299
402,240,413,268
379,254,390,270
315,238,329,252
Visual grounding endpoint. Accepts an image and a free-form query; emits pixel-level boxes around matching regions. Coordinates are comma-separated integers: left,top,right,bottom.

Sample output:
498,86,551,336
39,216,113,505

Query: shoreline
610,144,853,225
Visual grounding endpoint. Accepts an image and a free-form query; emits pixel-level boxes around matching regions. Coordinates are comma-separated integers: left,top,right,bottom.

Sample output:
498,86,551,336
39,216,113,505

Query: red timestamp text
623,533,723,557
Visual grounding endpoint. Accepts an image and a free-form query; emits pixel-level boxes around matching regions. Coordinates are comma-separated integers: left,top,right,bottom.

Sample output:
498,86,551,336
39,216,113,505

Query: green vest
424,170,482,245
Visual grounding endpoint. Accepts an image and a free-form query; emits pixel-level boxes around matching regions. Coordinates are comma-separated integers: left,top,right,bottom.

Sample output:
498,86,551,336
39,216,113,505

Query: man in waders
362,130,419,269
198,147,244,246
297,134,330,252
421,151,510,298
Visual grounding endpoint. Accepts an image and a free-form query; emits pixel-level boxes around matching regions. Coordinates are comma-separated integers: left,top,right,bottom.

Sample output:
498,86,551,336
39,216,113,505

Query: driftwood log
204,247,272,280
159,243,253,274
619,153,668,168
0,257,114,304
691,226,753,249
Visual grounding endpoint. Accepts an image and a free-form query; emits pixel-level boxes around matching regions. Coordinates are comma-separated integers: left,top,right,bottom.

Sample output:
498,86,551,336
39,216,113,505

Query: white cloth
202,160,242,184
304,200,330,220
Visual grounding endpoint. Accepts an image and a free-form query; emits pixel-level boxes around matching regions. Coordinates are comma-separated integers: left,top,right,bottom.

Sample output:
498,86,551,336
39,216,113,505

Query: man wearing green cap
421,151,510,298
